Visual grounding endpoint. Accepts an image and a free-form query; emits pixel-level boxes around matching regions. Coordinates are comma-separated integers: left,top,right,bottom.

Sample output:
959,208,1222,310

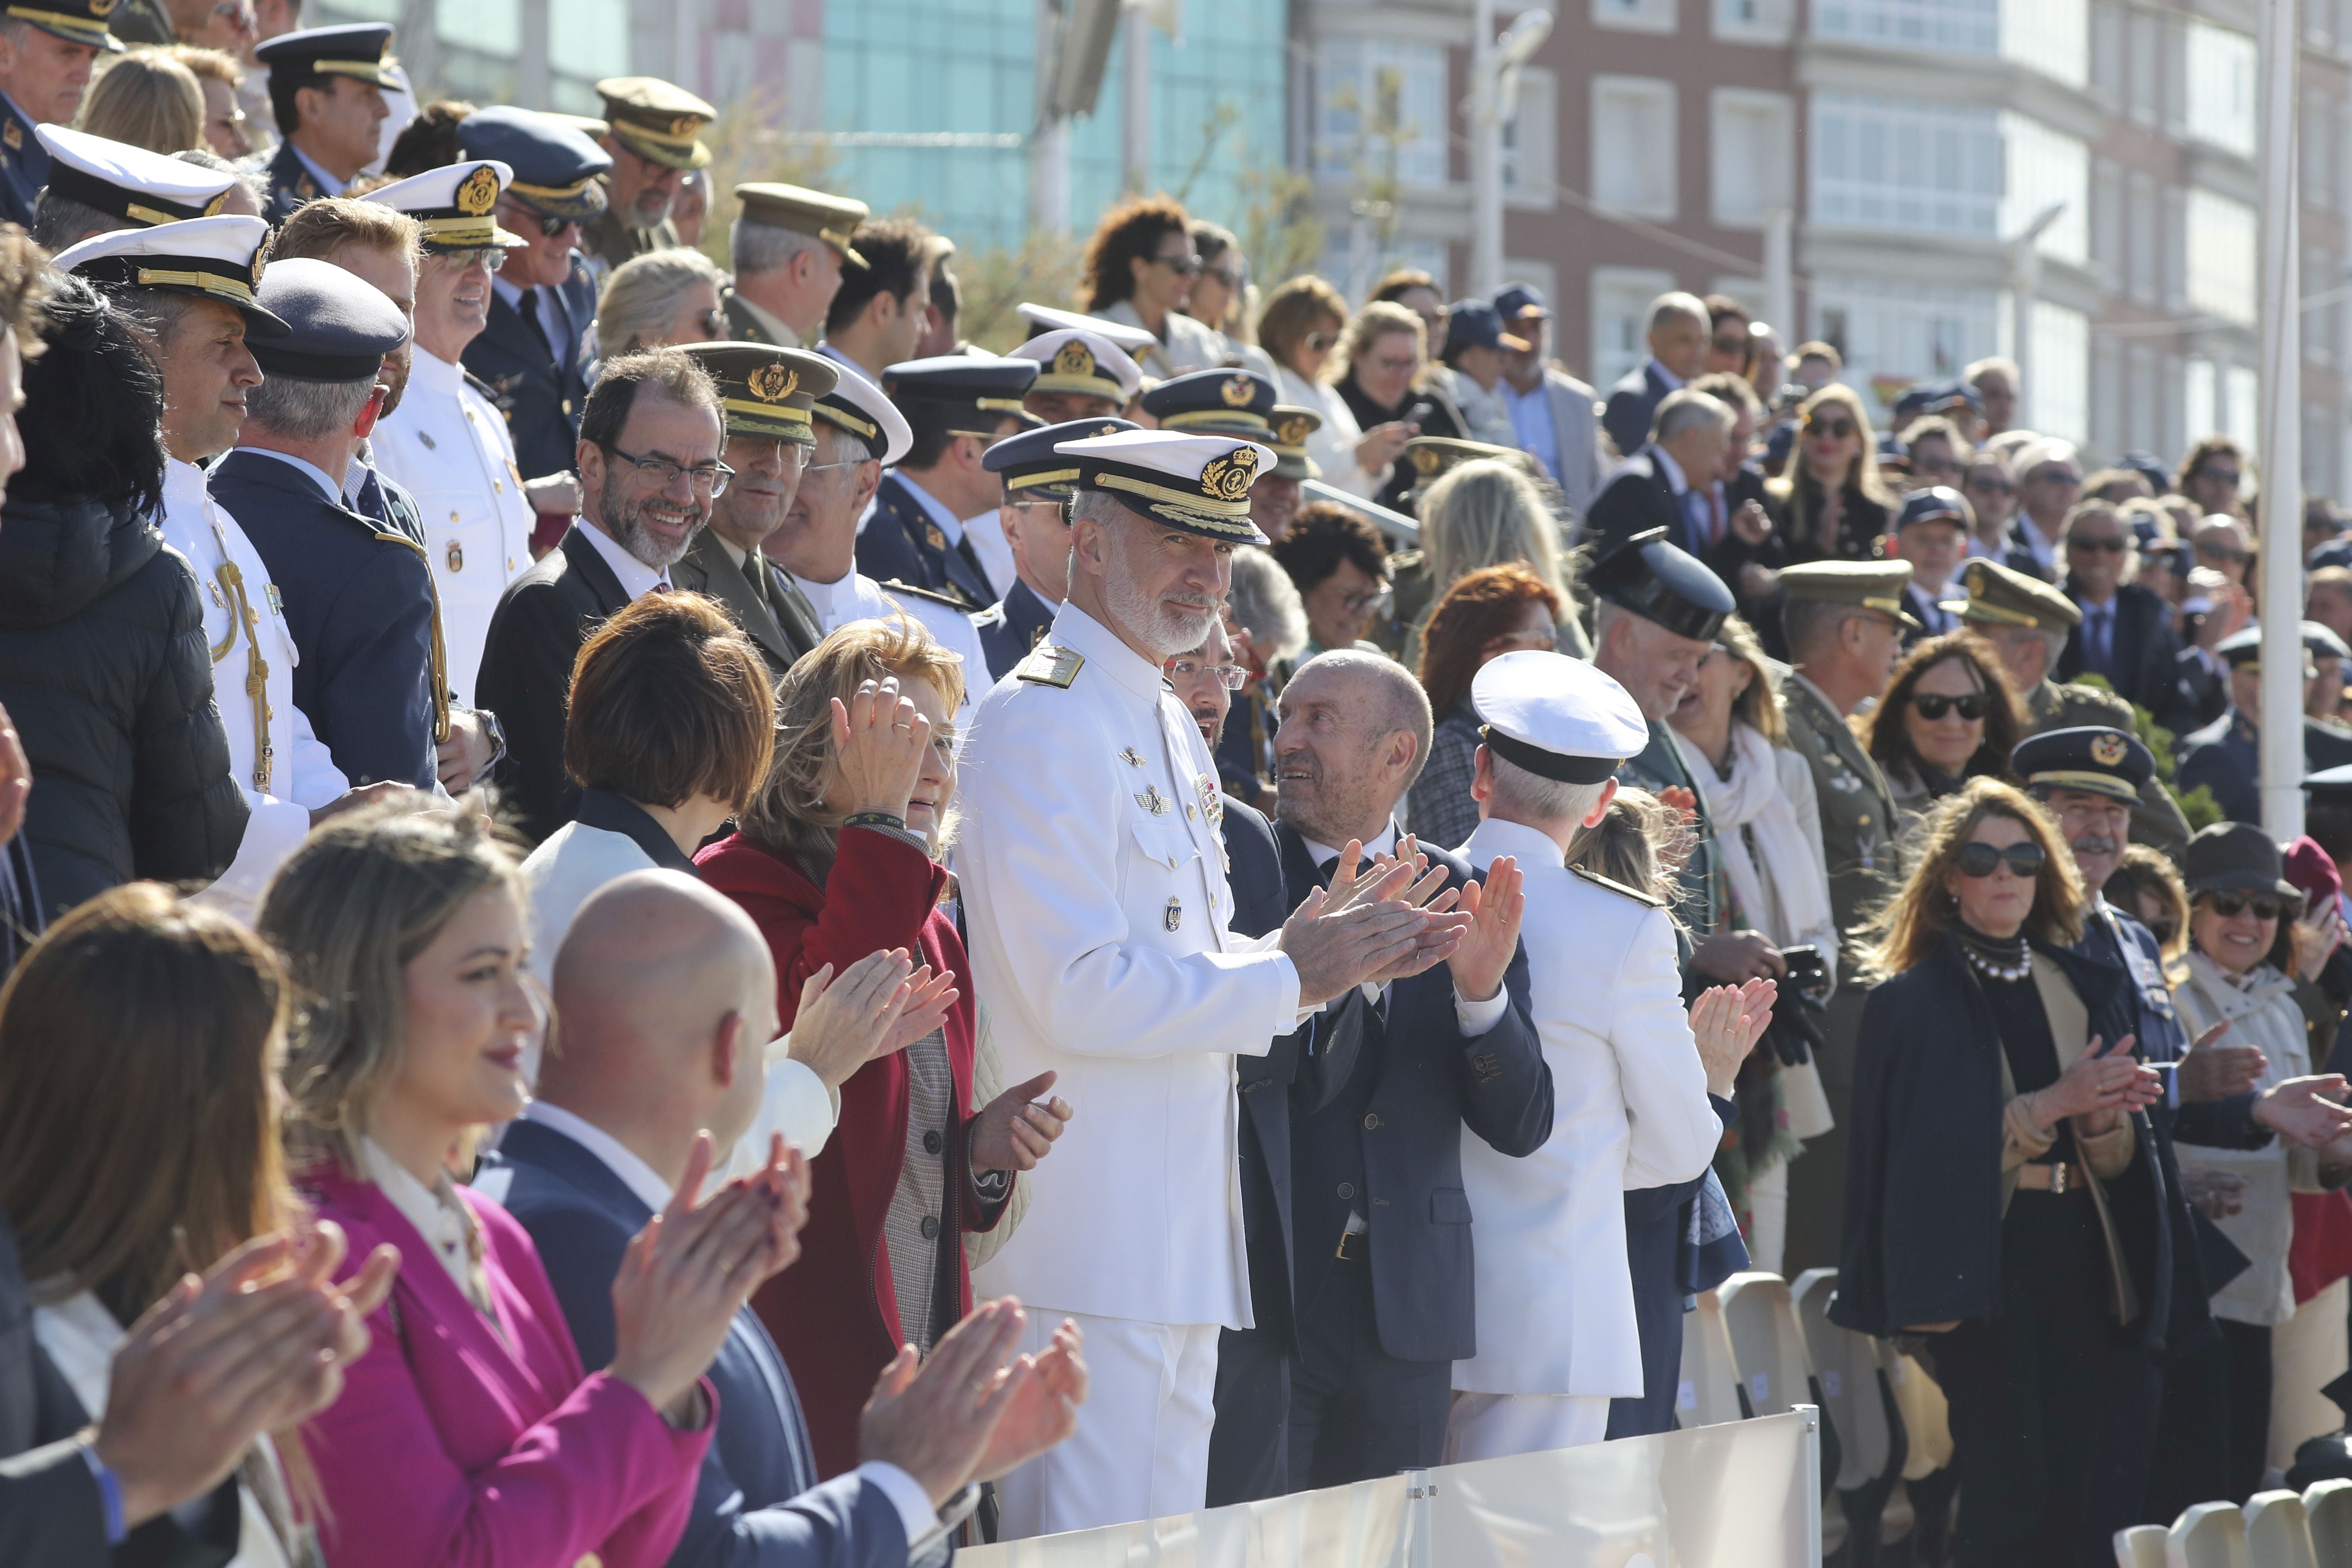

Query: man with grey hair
1583,386,1735,559
958,427,1468,1536
1267,645,1544,1487
214,256,446,793
2056,496,2180,717
725,183,871,348
1602,288,1709,457
1219,545,1307,808
1966,354,2020,439
0,0,109,230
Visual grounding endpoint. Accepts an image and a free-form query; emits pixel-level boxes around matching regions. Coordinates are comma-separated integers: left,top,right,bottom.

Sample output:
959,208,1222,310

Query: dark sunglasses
502,201,574,239
2199,542,2251,564
2196,467,2244,487
1807,417,1856,439
1965,472,2015,494
1911,691,1989,721
1711,334,1749,354
2205,892,2286,920
1153,253,1203,276
1305,331,1338,352
2068,535,2128,553
1954,841,2047,879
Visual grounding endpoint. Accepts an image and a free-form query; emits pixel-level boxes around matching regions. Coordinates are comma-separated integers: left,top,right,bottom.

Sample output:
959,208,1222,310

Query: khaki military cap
543,112,611,142
1942,556,2080,631
684,343,839,447
1779,560,1921,632
734,183,870,266
596,76,716,170
1402,435,1518,496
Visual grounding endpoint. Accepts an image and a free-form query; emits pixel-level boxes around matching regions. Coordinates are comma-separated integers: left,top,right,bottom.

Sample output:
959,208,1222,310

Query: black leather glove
1764,988,1826,1068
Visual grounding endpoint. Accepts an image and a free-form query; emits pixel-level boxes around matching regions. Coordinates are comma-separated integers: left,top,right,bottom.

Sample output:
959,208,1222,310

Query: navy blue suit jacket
478,1120,916,1568
463,262,598,484
214,450,439,788
1276,824,1550,1364
974,579,1054,683
2057,581,2184,719
476,527,631,843
1601,361,1671,459
0,95,43,232
855,476,994,610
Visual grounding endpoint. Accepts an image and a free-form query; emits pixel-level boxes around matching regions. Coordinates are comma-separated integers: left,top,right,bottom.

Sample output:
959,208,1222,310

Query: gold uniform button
448,509,461,522
561,398,574,414
493,478,504,492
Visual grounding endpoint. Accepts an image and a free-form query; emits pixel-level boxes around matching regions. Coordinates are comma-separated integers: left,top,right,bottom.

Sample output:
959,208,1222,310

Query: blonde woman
1666,615,1838,1271
261,803,800,1568
1770,383,1894,563
166,45,250,159
1833,778,2190,1567
1405,456,1587,665
76,49,205,153
594,247,726,358
1331,299,1466,512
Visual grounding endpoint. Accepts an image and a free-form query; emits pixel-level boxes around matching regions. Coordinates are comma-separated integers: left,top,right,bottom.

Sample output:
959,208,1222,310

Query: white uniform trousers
992,1314,1219,1540
1443,1391,1611,1463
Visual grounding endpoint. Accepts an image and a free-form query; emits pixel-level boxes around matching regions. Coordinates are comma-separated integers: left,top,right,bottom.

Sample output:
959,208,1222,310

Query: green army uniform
724,289,795,346
1773,561,1919,1275
582,76,714,279
580,208,680,276
720,185,871,352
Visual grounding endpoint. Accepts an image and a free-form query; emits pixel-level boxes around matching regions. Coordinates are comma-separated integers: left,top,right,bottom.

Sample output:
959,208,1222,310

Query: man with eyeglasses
671,341,840,680
574,75,711,282
362,160,541,712
974,416,1136,682
2055,497,2184,718
477,346,731,842
855,355,1038,612
2177,435,2248,522
453,107,610,545
2006,435,2082,582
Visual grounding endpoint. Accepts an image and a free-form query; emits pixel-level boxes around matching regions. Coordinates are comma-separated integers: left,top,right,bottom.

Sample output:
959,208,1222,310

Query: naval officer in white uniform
767,361,992,719
362,159,539,707
57,214,393,917
956,427,1461,1537
1447,650,1770,1460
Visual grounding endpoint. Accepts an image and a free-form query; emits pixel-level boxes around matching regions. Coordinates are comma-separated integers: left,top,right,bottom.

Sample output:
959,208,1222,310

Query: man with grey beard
477,346,727,842
956,429,1469,1537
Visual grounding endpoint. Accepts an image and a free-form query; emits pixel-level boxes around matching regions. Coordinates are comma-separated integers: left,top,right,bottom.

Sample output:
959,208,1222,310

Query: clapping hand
2034,1034,2162,1135
972,1069,1075,1174
2256,1074,2352,1149
1443,856,1524,1004
972,1314,1087,1482
1690,979,1776,1097
858,1299,1038,1507
1325,837,1470,983
2177,1020,2263,1103
1278,849,1462,1006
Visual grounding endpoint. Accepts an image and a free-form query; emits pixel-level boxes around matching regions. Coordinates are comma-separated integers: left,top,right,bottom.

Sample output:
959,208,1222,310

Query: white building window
2185,356,2218,443
1592,266,1676,392
1711,89,1794,229
1592,76,1678,220
1808,272,2000,424
1811,93,2001,238
2185,187,2257,326
2027,300,2090,446
2001,0,2088,88
2185,21,2257,158
1811,0,1996,54
2226,363,2259,455
1714,0,1792,44
2001,113,2089,265
1313,40,1449,190
1593,0,1676,34
1501,67,1557,208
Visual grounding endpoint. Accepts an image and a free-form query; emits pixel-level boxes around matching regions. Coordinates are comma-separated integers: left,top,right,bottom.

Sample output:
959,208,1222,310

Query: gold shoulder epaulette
1571,863,1666,907
881,577,977,611
1014,643,1084,688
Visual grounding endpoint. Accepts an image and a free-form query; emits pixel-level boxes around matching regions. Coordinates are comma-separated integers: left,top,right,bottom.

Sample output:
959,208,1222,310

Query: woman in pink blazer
260,802,802,1568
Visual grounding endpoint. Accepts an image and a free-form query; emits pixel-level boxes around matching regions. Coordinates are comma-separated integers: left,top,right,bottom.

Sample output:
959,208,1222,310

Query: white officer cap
1471,651,1649,784
1010,328,1142,404
55,214,290,336
1054,427,1277,543
1017,300,1157,355
809,358,913,467
361,159,529,251
36,125,237,227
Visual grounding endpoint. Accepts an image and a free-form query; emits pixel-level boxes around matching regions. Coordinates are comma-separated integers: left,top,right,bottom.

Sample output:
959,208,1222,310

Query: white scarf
1672,721,1834,948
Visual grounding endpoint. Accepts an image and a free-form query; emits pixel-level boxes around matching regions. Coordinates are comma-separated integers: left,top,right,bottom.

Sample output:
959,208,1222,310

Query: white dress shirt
371,346,536,705
510,1102,942,1547
161,456,349,921
578,517,672,598
792,567,991,718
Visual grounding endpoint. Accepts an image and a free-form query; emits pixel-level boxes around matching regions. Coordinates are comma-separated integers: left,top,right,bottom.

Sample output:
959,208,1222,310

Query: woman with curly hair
1077,193,1223,380
1770,383,1895,563
1408,564,1561,850
1861,630,2029,830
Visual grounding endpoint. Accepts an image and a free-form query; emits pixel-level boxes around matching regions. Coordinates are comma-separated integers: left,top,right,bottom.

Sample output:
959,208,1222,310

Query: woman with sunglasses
1179,221,1279,382
1961,452,2020,560
1770,384,1893,564
1861,631,2029,830
1075,194,1224,380
594,247,726,359
1330,299,1468,513
1257,275,1412,499
1834,777,2180,1567
2159,824,2352,1507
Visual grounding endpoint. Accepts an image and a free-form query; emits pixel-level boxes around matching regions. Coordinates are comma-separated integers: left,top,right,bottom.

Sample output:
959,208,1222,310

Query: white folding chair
1718,1271,1813,1419
2302,1478,2352,1566
2244,1490,2318,1568
2116,1524,2170,1568
2168,1500,2254,1568
1676,1289,1748,1427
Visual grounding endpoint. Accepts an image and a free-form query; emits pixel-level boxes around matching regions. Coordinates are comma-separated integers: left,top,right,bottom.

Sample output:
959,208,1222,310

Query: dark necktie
2086,604,2113,676
518,289,557,370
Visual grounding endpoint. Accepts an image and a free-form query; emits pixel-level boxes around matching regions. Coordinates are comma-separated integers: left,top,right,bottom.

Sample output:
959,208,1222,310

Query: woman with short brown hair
1408,564,1561,850
1860,630,2028,829
1258,275,1411,497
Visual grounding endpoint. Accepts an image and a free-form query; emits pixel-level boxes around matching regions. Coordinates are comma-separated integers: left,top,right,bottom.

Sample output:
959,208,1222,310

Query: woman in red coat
699,616,1075,1476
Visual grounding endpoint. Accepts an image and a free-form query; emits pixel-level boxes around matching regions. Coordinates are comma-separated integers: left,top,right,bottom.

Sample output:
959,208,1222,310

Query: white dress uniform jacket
958,600,1303,1327
1452,815,1722,1400
370,348,536,707
793,567,993,720
158,457,349,918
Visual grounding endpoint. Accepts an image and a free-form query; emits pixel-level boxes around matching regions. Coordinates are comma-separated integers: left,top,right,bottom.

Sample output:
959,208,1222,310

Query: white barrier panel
962,1409,1822,1568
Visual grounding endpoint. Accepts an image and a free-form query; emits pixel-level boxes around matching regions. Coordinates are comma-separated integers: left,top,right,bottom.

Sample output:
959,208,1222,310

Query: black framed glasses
1164,656,1248,689
1911,691,1989,721
2197,466,2244,487
2205,891,2286,920
1954,841,2046,879
603,444,734,495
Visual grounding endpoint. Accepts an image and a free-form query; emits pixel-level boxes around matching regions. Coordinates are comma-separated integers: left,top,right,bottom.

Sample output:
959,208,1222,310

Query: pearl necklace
1957,924,2032,983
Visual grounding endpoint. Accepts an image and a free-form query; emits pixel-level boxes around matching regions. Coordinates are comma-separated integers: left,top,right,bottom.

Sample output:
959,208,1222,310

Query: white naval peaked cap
809,358,913,467
36,125,238,226
1054,427,1277,543
1017,300,1158,355
1471,651,1650,785
360,159,530,250
1011,327,1142,403
54,214,291,336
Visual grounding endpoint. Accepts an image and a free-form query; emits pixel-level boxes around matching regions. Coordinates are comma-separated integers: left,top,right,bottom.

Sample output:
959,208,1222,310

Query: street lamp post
2257,0,2305,839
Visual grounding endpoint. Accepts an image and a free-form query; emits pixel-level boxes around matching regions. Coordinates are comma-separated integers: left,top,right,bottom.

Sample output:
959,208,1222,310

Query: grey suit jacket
1539,367,1605,515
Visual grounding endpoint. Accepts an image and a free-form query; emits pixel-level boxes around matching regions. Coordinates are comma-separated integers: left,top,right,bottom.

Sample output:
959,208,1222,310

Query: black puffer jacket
0,496,247,922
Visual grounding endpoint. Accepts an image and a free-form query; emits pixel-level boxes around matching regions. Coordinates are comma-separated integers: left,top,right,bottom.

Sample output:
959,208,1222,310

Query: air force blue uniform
0,94,47,231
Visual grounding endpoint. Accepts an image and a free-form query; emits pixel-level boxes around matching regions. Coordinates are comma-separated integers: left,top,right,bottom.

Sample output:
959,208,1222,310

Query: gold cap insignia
1096,423,1122,436
1053,340,1094,377
251,247,265,287
88,0,114,14
2090,732,2129,766
1200,447,1259,501
746,363,799,403
202,192,226,217
668,114,701,137
1219,375,1256,408
1411,445,1443,475
1277,414,1311,446
456,165,499,216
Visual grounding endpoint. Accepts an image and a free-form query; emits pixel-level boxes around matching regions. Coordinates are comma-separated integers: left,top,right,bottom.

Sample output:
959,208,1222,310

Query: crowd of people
7,5,2352,1567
